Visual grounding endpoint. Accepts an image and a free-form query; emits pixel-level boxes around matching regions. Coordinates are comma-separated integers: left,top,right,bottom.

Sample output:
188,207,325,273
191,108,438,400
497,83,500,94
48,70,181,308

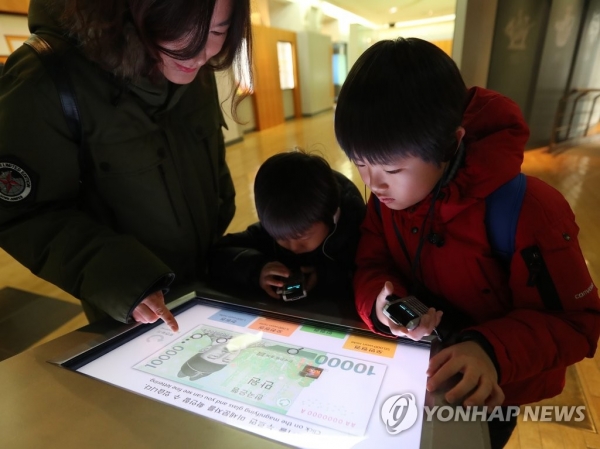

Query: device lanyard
391,186,439,283
389,141,465,281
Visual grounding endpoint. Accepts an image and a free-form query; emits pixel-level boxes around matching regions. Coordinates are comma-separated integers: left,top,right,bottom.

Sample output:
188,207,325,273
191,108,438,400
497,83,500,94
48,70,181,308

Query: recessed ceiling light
388,14,456,29
390,7,398,14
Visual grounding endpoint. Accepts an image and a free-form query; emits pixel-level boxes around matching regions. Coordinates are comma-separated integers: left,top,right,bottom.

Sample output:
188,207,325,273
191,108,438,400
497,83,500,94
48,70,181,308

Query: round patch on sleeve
0,161,33,203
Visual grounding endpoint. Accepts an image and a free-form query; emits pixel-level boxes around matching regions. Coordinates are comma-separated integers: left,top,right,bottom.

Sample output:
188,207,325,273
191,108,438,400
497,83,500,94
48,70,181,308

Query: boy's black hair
335,37,468,167
254,150,340,241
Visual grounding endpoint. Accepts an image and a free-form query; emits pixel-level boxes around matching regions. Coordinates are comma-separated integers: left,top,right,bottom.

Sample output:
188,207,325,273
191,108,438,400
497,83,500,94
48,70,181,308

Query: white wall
347,23,376,71
214,69,245,144
296,30,333,116
345,19,457,75
268,0,306,32
282,89,295,119
321,18,347,43
236,95,257,133
0,13,29,56
377,21,455,41
452,0,498,88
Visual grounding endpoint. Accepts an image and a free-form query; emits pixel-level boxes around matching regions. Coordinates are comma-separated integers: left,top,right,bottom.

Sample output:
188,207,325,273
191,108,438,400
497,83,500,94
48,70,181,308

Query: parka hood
28,0,64,36
456,87,529,199
432,87,529,224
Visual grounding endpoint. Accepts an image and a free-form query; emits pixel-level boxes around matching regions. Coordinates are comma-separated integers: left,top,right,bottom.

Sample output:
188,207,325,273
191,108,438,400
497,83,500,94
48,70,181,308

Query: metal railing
550,88,600,151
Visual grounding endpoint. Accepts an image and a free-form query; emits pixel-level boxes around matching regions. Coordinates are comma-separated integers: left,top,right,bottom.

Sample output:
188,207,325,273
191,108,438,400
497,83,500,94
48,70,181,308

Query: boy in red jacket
334,37,600,448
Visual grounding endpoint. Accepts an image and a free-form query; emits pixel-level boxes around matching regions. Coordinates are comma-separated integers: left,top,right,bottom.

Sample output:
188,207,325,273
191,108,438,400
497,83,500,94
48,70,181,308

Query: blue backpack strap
375,174,527,263
485,173,527,261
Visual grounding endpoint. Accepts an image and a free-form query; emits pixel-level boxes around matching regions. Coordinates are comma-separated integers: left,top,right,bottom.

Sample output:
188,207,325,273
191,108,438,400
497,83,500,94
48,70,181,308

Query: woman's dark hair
335,37,468,167
254,150,340,241
61,0,252,110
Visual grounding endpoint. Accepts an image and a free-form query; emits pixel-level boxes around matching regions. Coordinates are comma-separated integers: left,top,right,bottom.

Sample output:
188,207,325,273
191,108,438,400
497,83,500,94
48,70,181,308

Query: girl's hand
132,290,179,332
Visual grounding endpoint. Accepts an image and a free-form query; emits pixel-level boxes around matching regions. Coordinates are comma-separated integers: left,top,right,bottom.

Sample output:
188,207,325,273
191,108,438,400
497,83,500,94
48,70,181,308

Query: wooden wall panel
252,25,283,130
431,39,453,57
0,0,29,14
251,25,302,131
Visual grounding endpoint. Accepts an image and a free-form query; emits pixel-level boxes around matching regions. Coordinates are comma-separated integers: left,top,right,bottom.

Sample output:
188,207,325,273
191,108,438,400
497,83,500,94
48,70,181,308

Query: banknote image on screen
56,297,430,449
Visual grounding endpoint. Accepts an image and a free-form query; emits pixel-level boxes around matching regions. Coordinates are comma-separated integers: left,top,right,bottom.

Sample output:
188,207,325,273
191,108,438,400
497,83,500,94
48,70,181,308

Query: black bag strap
24,34,86,173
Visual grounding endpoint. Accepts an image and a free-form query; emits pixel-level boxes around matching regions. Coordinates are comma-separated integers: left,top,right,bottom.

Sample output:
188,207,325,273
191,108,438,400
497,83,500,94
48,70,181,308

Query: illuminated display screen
57,297,430,448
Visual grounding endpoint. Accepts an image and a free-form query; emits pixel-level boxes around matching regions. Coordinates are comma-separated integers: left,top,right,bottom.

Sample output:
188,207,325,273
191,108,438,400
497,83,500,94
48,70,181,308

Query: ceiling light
387,14,456,29
320,1,378,28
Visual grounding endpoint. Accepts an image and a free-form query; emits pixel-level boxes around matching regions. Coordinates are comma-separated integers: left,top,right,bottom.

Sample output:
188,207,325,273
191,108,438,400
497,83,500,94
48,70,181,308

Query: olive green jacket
0,0,235,322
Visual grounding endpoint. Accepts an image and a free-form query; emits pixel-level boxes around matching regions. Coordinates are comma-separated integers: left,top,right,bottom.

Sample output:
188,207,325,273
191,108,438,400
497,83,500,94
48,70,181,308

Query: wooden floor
1,109,599,448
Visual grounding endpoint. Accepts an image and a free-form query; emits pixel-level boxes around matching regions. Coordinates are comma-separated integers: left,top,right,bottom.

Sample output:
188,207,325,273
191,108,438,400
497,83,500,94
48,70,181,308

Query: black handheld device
383,294,442,341
382,295,430,330
281,271,307,301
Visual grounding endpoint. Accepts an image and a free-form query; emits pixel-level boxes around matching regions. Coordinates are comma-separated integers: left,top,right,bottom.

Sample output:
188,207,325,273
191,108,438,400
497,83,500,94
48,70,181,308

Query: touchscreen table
56,297,430,449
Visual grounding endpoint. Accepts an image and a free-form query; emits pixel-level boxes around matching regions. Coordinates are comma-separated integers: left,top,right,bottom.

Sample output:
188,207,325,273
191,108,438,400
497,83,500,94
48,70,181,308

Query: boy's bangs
339,105,447,166
262,214,312,242
260,195,326,242
347,141,415,165
337,97,425,164
343,122,422,165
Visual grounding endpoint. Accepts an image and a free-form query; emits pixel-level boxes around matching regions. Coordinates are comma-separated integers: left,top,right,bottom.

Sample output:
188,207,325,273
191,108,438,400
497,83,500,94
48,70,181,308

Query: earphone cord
321,221,338,261
395,141,465,280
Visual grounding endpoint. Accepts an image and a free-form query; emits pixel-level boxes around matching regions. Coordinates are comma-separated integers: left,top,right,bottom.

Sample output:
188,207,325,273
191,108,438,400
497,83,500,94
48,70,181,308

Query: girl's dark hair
254,150,340,241
61,0,252,112
334,37,468,167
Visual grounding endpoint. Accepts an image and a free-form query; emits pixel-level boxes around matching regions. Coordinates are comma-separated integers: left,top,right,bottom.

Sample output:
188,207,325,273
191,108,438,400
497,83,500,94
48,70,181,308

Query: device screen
386,302,420,323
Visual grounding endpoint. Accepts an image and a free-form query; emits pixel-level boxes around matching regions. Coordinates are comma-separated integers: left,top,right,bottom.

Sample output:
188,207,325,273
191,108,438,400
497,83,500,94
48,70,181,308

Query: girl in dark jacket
0,0,252,330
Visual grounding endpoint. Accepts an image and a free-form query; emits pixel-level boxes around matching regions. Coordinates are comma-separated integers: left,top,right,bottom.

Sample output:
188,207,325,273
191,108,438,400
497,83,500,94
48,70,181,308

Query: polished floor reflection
1,108,599,448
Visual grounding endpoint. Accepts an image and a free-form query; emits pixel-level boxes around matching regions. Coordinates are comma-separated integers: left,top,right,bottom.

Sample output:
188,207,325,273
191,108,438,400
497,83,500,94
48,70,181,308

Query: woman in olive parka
0,0,252,330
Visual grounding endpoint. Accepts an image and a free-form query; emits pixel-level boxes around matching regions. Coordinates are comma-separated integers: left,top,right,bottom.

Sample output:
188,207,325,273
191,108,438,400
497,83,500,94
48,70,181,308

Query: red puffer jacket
354,87,600,405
